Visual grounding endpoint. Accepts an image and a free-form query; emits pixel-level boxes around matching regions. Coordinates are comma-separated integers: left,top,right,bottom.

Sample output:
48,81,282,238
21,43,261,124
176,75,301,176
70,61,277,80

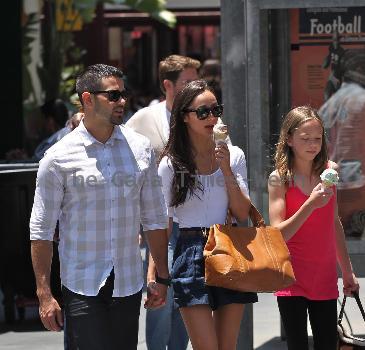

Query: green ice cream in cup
320,169,339,188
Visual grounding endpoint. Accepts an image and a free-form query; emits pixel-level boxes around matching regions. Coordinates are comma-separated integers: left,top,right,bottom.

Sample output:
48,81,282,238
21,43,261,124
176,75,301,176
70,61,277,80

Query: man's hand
38,295,63,331
144,281,167,309
31,240,62,331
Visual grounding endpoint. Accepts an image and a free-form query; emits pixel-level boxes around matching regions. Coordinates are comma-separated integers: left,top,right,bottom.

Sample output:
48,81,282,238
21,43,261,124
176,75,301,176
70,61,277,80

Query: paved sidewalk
0,279,364,349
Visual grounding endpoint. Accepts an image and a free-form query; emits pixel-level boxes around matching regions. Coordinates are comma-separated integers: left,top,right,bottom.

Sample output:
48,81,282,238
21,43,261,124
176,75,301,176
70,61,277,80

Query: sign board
56,0,83,31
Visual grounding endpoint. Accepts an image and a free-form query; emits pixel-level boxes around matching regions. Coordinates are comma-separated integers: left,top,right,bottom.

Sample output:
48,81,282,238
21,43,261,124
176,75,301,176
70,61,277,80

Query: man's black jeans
62,271,142,350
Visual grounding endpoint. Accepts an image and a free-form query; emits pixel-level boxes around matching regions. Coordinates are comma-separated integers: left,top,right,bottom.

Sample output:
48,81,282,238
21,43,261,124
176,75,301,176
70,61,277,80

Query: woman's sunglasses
90,89,130,102
184,104,224,120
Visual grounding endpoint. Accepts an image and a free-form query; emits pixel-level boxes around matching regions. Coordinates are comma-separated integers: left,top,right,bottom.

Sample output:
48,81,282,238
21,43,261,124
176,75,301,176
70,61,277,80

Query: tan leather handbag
203,205,296,293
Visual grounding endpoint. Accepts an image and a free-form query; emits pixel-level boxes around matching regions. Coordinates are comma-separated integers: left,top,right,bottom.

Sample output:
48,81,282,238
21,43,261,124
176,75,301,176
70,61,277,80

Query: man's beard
109,109,124,125
109,115,123,125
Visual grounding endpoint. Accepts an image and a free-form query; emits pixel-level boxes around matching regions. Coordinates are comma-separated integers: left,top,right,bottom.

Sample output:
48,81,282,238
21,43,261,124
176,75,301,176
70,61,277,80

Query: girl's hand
306,183,333,210
215,142,231,175
342,272,360,297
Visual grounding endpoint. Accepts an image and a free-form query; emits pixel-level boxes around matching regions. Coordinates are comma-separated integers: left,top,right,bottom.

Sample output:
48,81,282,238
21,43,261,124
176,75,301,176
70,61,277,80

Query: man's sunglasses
90,89,130,102
184,104,224,120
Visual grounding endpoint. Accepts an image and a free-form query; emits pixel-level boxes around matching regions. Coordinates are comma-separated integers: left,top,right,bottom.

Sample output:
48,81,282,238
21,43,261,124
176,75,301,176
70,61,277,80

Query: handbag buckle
202,227,209,237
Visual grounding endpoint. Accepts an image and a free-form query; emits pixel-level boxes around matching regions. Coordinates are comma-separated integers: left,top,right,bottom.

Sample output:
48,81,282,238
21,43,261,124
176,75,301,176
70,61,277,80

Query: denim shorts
171,230,258,311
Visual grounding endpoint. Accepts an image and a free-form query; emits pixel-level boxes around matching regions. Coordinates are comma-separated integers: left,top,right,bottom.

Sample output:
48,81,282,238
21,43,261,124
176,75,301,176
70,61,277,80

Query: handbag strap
338,291,365,325
249,205,266,227
225,204,266,227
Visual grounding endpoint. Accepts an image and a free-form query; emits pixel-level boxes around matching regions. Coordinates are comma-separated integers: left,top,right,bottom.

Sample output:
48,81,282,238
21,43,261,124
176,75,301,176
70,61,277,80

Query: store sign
291,7,365,109
56,0,83,31
309,16,361,35
299,8,365,39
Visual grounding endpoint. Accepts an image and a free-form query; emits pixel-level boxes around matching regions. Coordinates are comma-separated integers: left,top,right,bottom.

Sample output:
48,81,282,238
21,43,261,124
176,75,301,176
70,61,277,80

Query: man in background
126,54,200,350
33,99,70,161
319,49,365,238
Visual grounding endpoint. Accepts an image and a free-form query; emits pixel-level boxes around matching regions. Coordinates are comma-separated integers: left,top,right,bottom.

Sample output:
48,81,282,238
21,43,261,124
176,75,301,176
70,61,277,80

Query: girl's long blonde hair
274,106,328,185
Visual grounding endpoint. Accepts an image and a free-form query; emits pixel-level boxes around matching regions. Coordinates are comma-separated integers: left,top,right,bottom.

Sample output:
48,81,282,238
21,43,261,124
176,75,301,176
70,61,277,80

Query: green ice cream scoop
320,169,339,187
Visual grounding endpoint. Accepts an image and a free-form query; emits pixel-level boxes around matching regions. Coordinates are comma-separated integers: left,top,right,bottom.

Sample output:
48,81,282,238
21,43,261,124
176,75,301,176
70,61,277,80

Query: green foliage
37,1,66,102
22,12,39,102
125,0,176,28
59,46,86,110
28,0,175,106
72,0,176,27
72,0,99,22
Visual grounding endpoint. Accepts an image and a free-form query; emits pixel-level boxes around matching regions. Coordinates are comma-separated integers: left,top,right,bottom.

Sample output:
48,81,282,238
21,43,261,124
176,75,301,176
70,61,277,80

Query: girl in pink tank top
268,106,359,350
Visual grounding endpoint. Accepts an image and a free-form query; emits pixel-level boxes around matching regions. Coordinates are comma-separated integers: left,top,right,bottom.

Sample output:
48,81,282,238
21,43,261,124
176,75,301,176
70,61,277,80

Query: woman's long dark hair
160,79,215,207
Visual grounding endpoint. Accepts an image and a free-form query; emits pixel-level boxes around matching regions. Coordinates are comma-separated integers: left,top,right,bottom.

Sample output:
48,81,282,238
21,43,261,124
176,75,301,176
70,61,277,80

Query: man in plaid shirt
30,64,169,350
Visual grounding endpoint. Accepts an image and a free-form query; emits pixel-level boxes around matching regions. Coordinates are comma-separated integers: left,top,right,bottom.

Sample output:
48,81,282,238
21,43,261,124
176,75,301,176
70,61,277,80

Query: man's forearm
31,240,54,300
145,229,169,278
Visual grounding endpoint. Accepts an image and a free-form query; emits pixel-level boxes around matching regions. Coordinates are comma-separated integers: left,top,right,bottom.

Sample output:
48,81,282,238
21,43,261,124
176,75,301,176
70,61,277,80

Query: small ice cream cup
320,169,339,189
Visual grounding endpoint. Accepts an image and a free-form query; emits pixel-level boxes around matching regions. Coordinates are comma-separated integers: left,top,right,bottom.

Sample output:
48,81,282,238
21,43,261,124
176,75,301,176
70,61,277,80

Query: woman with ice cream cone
158,80,257,350
268,106,359,350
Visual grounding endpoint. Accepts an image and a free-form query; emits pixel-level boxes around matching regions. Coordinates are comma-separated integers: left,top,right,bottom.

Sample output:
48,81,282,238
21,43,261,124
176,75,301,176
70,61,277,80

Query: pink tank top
275,184,339,300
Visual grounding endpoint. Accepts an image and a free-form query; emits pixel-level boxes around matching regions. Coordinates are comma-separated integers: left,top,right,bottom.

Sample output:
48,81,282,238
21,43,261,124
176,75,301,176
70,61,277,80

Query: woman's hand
215,142,231,175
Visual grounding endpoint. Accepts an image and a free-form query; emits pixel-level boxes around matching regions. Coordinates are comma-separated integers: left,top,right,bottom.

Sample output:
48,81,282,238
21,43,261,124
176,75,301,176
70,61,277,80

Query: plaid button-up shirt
30,121,168,297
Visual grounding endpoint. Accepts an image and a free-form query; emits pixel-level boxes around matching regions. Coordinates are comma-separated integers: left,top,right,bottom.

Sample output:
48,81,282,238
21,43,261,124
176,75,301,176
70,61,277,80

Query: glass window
178,25,220,60
269,7,365,240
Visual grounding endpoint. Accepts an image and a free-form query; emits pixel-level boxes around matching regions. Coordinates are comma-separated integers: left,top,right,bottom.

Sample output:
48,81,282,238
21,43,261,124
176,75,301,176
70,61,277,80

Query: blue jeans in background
145,222,189,350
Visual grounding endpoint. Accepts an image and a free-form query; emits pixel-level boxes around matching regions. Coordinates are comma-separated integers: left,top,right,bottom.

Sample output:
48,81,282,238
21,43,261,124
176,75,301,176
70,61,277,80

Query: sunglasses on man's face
184,104,224,120
90,89,130,102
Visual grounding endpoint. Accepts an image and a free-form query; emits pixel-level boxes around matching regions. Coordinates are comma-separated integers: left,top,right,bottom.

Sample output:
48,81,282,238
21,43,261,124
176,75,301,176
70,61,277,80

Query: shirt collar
76,119,124,147
160,100,171,124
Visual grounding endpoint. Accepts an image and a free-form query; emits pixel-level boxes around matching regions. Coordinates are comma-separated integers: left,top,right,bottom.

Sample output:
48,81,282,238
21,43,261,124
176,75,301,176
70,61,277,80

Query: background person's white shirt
126,101,170,159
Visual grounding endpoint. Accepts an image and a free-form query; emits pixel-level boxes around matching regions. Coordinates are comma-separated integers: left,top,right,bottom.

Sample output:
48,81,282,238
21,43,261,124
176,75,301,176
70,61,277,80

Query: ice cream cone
213,124,228,145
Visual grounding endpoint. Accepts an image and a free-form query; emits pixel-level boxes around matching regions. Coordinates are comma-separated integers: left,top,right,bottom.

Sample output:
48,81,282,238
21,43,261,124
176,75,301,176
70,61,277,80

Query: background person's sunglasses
184,104,224,120
90,89,130,102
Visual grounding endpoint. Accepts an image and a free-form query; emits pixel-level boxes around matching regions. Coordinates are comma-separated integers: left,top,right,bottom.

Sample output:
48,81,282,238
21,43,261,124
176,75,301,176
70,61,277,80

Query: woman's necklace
196,148,215,175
